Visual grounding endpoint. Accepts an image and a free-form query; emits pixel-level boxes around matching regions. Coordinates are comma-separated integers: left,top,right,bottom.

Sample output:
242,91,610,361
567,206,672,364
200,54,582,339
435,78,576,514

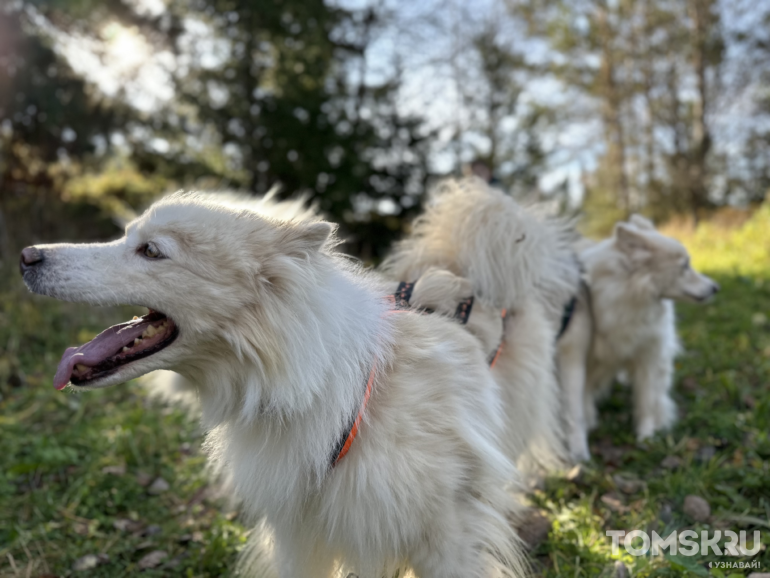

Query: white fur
381,178,580,474
22,192,528,578
562,215,719,458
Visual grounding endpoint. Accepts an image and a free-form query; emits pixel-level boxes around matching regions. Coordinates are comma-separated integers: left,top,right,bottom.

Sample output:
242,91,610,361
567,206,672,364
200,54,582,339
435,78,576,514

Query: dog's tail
382,177,580,322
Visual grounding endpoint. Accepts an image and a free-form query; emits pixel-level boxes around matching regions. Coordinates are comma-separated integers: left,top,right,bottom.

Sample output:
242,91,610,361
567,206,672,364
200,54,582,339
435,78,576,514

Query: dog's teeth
134,338,142,345
122,347,130,353
75,364,88,372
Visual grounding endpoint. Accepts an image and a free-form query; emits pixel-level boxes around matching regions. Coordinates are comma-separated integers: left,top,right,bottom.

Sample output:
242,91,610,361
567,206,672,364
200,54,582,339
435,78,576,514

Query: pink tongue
54,319,152,390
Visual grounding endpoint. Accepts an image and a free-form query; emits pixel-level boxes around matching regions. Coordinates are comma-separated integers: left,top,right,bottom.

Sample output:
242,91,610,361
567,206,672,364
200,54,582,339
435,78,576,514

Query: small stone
660,455,682,470
683,495,710,522
72,554,99,571
137,550,167,570
113,518,144,533
751,312,767,326
143,524,162,536
147,477,170,495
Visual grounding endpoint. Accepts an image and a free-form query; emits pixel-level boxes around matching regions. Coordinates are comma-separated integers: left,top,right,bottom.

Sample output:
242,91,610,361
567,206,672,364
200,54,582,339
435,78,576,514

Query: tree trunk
597,2,629,213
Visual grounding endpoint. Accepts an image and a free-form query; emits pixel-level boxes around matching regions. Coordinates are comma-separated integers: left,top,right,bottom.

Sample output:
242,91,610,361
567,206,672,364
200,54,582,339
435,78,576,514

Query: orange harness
331,363,376,467
330,301,405,468
330,291,507,468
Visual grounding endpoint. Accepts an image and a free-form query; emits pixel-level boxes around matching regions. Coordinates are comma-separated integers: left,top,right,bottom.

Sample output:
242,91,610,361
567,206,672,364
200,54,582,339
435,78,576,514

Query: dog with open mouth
20,191,527,578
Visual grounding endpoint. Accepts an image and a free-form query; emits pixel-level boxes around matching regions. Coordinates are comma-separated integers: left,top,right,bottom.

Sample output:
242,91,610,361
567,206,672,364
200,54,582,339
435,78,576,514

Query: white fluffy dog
563,214,719,459
20,192,528,578
382,178,582,474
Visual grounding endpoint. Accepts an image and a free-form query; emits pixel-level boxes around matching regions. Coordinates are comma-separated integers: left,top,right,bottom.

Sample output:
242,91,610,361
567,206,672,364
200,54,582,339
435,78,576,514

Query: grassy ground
1,213,769,577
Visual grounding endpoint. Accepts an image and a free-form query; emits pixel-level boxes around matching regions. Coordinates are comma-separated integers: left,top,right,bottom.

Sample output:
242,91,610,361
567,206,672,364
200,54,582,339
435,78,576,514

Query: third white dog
563,214,719,459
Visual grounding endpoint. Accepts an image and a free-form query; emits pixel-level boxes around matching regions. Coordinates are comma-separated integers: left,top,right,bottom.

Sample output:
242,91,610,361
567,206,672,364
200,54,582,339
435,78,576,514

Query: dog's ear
282,220,336,255
615,222,652,262
629,214,656,231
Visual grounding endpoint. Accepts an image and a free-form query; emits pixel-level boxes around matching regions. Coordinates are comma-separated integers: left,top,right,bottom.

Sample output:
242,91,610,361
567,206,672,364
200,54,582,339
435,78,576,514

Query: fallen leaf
136,471,153,487
72,554,99,571
137,550,167,570
566,464,584,483
600,493,629,513
101,464,126,476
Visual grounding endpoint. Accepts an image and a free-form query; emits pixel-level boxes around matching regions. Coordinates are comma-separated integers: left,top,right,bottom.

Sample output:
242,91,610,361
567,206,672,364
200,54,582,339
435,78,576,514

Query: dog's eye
142,242,163,259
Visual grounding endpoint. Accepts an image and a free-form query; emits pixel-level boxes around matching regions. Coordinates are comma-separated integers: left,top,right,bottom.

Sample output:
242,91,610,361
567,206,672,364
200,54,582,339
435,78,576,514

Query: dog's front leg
558,345,590,461
631,350,676,441
273,525,337,578
557,303,593,461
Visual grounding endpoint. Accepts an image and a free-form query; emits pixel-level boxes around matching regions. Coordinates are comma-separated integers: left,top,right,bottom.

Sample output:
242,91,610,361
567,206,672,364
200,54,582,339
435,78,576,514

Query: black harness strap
394,281,415,309
557,296,578,340
454,296,474,325
394,280,504,367
329,413,356,468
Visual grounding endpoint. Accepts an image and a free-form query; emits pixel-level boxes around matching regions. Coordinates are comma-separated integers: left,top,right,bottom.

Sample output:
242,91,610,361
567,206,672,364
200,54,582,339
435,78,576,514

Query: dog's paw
568,434,591,462
635,419,656,442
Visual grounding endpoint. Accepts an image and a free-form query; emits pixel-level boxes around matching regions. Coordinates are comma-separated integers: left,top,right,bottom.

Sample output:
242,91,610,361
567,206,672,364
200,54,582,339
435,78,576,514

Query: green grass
534,273,770,577
0,285,246,577
1,266,769,576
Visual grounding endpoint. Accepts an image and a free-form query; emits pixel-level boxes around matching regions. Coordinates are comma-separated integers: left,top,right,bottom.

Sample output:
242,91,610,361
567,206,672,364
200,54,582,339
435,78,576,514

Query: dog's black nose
712,282,720,294
20,246,44,274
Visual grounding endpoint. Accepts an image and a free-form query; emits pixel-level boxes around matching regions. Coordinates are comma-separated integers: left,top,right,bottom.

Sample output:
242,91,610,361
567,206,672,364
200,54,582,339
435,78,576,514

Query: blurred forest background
1,0,770,262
